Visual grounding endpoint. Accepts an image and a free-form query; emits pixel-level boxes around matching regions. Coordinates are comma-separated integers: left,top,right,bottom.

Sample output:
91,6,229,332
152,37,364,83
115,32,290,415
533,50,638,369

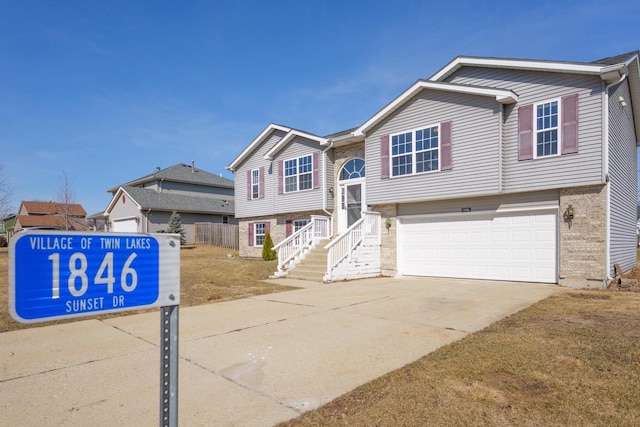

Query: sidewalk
0,277,558,426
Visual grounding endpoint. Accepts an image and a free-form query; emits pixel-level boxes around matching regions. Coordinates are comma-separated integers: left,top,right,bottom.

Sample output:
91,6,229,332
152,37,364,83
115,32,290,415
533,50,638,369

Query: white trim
254,222,266,247
282,154,314,193
397,204,558,221
105,187,142,214
430,56,609,82
263,129,328,160
337,178,366,232
250,168,260,200
354,81,517,136
533,98,562,159
226,124,291,171
389,123,441,178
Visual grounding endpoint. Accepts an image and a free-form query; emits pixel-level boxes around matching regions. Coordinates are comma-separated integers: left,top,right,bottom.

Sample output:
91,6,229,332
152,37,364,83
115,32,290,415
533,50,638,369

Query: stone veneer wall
559,184,607,288
372,203,398,276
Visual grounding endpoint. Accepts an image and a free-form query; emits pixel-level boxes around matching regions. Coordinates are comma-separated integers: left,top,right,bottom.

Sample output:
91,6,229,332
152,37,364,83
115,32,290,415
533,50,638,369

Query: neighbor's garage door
397,211,557,283
112,218,138,233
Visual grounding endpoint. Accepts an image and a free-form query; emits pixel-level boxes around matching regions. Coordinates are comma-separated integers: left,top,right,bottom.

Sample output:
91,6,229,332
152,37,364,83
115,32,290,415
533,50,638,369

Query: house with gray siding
226,51,640,288
99,162,236,243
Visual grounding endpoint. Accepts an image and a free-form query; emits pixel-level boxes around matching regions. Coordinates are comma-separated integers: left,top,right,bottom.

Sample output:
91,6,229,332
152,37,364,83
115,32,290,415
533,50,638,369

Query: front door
339,179,365,232
337,158,366,233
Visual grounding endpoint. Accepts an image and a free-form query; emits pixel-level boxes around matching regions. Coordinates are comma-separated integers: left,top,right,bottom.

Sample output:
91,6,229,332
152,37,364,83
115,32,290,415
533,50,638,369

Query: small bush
262,231,276,261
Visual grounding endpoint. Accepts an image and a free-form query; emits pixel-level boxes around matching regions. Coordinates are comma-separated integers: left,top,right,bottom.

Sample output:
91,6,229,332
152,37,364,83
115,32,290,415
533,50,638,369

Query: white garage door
398,211,557,283
112,218,138,233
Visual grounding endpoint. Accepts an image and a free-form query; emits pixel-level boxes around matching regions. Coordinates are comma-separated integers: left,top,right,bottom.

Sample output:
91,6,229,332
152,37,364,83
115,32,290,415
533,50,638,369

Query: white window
284,155,313,192
222,216,229,224
254,222,266,246
293,219,310,232
251,169,260,199
390,125,439,177
535,99,560,158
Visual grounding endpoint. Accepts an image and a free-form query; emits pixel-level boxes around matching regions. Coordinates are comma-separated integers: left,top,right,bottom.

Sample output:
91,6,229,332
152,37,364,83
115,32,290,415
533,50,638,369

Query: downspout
498,103,504,193
603,65,629,282
145,208,151,233
322,141,334,235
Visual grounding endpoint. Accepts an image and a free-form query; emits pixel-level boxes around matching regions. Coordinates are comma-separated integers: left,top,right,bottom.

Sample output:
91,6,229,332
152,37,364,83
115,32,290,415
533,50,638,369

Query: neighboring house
226,51,640,289
99,162,236,244
13,201,90,233
0,214,16,245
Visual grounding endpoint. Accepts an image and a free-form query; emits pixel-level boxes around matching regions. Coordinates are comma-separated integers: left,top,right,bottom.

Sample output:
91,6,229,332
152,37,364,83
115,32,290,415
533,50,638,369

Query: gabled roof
20,201,87,216
428,52,640,144
352,80,518,137
592,50,639,65
226,124,291,171
428,55,627,82
106,186,235,216
263,129,328,160
108,163,233,193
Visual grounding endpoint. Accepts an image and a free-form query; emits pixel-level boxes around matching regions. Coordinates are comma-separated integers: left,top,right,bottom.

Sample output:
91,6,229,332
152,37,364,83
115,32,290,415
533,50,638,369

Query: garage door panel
112,219,138,233
398,211,557,283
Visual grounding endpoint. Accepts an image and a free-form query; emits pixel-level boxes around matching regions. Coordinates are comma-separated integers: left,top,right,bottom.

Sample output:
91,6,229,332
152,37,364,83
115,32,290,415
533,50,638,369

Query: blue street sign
9,231,180,323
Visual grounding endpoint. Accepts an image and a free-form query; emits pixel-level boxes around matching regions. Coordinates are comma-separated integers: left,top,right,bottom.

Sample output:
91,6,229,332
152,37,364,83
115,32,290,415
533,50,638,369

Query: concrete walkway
0,277,559,426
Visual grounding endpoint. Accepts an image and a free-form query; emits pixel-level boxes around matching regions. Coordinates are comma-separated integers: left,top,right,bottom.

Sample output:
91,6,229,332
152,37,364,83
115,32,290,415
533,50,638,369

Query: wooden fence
194,223,239,250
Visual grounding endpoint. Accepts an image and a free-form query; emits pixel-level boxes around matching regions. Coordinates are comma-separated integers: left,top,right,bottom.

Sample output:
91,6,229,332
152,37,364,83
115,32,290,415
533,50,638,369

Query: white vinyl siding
273,136,324,215
234,130,286,219
608,80,638,274
366,90,500,205
445,67,604,192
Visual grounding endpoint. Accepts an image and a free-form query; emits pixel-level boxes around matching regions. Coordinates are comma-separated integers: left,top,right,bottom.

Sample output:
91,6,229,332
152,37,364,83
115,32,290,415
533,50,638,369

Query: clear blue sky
1,0,639,216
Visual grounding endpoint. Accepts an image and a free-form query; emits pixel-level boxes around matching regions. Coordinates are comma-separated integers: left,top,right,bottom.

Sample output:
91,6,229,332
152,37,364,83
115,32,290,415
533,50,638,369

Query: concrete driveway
0,277,558,426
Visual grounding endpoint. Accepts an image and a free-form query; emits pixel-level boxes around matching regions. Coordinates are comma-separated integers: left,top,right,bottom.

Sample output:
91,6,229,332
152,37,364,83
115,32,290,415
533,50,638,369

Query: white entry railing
274,215,331,274
324,211,381,281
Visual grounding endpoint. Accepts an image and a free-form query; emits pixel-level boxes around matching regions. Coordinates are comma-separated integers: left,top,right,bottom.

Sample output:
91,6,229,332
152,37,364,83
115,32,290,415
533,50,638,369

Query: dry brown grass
279,289,640,426
0,245,293,333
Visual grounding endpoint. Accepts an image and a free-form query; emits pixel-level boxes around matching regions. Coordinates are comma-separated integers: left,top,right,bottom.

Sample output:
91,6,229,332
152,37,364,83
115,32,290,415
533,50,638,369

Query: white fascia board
263,130,328,160
226,124,291,171
430,57,606,82
354,81,517,136
104,187,141,215
329,132,365,147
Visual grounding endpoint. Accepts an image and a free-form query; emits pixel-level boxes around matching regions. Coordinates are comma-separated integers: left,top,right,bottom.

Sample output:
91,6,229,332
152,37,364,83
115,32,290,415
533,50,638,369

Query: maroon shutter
259,167,265,198
380,134,390,179
286,221,292,237
561,94,579,155
246,170,252,200
265,222,270,232
518,104,534,161
248,222,254,246
440,121,452,170
312,152,320,189
278,160,283,194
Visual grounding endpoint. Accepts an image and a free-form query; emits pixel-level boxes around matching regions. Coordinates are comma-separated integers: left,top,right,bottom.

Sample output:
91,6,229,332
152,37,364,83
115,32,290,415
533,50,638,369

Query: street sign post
9,230,181,427
9,230,180,322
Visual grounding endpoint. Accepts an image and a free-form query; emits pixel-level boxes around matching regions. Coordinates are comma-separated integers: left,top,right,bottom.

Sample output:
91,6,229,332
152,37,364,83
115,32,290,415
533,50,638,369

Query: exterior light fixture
563,204,575,228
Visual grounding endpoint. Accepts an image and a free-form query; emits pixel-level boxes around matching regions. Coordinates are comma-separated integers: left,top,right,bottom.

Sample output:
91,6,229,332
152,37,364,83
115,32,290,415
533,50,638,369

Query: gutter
602,65,629,282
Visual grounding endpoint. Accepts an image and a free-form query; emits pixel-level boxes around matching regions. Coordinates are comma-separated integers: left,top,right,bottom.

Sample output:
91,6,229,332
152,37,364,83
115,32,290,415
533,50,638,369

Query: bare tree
56,170,76,231
0,164,14,220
